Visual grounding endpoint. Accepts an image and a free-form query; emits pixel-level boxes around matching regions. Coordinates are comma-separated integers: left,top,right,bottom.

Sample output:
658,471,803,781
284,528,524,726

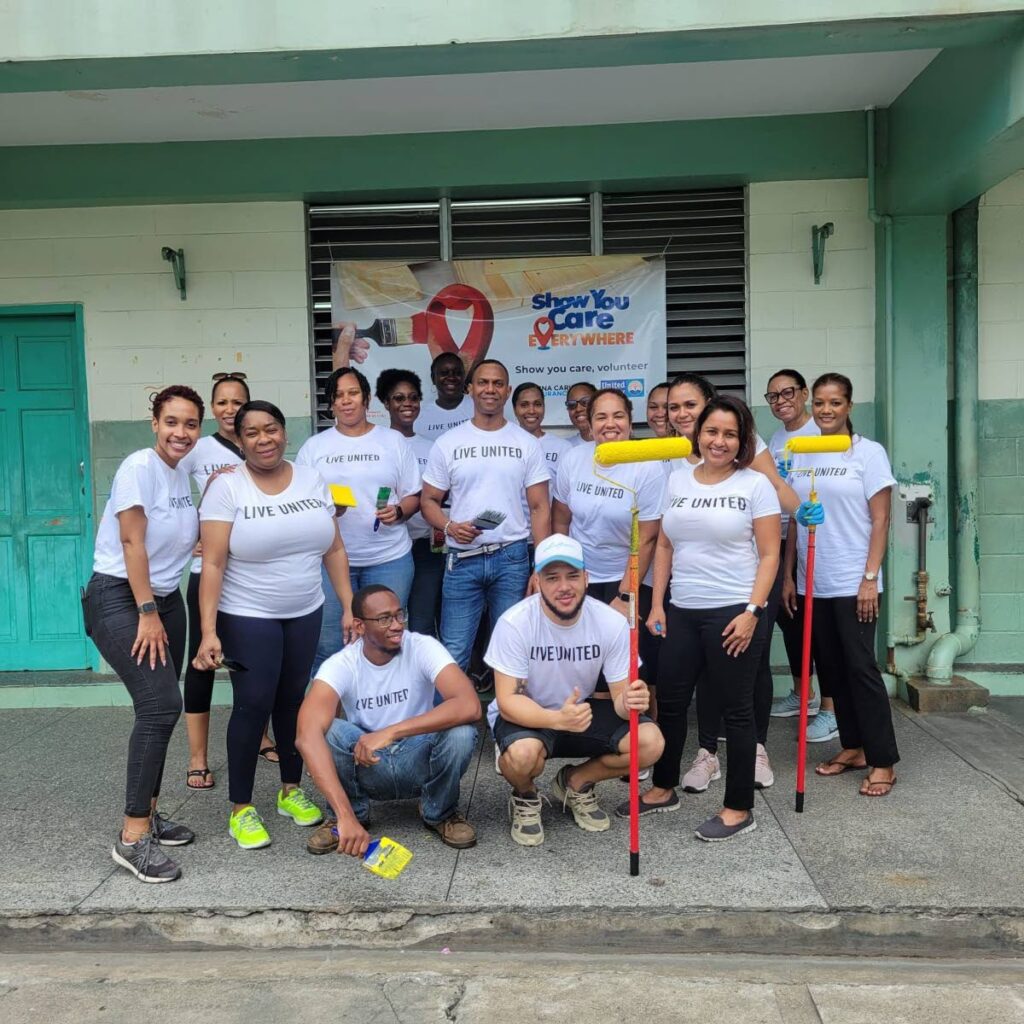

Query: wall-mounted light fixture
161,246,187,301
811,223,834,285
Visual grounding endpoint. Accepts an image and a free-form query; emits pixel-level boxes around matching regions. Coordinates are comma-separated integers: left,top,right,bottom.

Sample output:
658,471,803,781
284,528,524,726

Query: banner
329,255,666,427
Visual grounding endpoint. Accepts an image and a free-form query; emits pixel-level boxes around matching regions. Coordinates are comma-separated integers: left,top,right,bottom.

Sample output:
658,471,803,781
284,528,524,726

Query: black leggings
183,571,215,714
586,581,659,688
775,538,811,682
85,573,185,818
653,602,767,812
218,607,323,805
812,596,899,767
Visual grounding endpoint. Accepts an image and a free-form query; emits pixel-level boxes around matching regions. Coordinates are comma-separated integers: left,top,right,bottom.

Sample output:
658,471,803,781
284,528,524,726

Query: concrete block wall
0,202,313,506
977,173,1024,666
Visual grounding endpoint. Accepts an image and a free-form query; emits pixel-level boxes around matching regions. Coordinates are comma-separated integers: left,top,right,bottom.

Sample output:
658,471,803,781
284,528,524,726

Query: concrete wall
977,172,1024,666
0,202,313,505
748,178,876,438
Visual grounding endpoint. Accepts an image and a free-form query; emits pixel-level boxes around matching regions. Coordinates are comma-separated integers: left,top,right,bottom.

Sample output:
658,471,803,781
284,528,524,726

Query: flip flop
815,756,868,777
860,774,897,797
186,768,215,790
259,744,279,764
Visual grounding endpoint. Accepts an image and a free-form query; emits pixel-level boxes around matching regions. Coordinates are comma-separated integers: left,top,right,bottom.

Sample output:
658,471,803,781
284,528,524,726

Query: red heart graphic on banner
410,284,495,373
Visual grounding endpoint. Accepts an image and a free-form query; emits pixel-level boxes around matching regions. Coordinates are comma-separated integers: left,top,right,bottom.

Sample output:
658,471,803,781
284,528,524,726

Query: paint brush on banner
372,487,392,532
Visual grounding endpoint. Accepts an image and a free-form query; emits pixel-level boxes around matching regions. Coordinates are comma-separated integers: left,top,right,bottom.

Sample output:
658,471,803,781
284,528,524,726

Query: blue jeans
315,552,415,673
408,537,445,638
326,719,478,824
440,539,530,671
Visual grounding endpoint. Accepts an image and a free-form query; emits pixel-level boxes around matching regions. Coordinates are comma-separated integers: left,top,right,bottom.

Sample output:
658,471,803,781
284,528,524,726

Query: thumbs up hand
557,687,593,733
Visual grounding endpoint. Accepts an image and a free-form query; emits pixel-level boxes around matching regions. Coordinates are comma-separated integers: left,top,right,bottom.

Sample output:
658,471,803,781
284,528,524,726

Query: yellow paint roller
594,436,693,466
785,434,852,455
328,484,357,508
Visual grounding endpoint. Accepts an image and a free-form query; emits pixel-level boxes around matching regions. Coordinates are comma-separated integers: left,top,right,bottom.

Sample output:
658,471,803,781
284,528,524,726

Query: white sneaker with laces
682,748,721,793
754,743,774,789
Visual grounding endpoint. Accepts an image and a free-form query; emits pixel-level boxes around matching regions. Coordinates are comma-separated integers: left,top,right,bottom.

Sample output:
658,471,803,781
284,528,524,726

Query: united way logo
600,378,645,397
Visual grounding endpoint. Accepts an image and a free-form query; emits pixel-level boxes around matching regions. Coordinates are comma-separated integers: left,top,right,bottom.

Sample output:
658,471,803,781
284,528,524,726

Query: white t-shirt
416,395,474,438
767,419,820,540
423,419,549,549
200,463,338,619
402,433,435,542
178,434,244,573
661,465,780,608
485,594,630,727
790,435,896,598
93,448,198,596
519,432,572,522
316,631,455,732
296,424,420,567
554,441,666,584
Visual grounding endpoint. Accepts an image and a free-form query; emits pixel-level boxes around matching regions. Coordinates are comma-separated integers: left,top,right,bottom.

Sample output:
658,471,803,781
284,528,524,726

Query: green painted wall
973,398,1024,665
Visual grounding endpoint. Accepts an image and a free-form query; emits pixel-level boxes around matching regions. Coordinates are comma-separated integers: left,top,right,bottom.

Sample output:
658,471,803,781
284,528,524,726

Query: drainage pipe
926,199,981,681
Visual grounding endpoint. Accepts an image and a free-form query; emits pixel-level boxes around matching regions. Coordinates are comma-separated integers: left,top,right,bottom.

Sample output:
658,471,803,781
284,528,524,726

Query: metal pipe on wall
926,199,981,681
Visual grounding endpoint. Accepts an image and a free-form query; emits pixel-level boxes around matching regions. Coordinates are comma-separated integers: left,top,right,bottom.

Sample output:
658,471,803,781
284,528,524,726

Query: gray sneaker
694,812,757,843
112,834,182,883
151,811,195,847
509,790,547,847
551,765,610,832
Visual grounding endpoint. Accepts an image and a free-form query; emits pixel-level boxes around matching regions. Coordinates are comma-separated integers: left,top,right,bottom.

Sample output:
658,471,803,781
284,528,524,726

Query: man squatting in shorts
485,534,664,845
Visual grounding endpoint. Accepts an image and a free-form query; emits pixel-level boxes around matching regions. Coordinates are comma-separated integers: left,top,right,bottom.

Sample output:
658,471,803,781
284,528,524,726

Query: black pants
698,567,780,752
653,603,765,812
775,539,811,682
218,607,322,804
408,537,444,638
586,581,658,688
85,573,185,818
183,571,216,714
811,597,899,768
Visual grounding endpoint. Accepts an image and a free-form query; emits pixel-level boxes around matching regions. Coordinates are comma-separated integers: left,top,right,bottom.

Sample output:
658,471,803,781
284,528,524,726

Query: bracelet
443,519,452,537
393,505,404,523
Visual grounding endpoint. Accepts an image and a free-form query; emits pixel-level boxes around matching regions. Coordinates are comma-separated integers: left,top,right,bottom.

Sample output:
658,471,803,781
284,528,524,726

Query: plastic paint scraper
362,836,414,879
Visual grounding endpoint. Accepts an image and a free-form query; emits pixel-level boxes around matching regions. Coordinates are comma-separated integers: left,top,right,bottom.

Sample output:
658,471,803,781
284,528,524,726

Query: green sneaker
229,806,271,850
276,787,324,826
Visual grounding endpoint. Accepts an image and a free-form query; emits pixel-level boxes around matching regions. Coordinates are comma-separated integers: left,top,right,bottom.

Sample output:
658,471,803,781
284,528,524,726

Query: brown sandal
186,767,215,790
860,772,897,797
815,756,868,777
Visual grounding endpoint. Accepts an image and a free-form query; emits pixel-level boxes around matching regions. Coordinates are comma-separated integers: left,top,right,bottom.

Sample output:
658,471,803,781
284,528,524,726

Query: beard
541,589,585,622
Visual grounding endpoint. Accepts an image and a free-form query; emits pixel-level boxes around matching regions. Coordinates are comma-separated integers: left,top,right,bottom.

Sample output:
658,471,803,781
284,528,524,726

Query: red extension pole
795,518,817,813
628,507,640,875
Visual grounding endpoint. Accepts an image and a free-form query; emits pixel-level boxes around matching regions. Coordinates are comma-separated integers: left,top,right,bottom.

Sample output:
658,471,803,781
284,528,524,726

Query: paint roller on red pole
783,432,852,814
594,436,691,876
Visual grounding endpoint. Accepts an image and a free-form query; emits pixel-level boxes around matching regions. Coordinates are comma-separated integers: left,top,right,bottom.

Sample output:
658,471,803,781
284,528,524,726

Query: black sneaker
151,812,195,847
694,812,757,843
112,834,182,883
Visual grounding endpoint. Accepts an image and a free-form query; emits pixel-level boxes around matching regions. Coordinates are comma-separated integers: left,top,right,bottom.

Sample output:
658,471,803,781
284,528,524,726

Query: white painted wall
0,202,310,421
979,171,1024,400
747,178,875,409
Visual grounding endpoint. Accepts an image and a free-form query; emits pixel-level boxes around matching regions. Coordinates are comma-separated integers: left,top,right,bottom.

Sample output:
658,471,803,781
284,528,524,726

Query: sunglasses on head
212,372,248,382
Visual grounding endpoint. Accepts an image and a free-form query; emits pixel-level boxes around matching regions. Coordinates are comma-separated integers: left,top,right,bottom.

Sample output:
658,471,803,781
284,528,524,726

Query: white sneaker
508,790,548,847
494,744,501,775
754,743,774,789
771,688,820,718
681,748,721,793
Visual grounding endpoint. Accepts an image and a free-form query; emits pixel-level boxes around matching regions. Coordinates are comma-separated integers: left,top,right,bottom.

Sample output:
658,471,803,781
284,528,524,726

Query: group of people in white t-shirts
84,356,899,883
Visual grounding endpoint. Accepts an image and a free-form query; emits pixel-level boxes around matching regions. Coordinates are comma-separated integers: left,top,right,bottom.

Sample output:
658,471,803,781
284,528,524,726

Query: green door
0,313,91,670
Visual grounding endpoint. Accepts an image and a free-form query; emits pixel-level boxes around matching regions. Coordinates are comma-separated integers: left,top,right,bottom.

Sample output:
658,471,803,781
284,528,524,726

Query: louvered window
307,189,746,425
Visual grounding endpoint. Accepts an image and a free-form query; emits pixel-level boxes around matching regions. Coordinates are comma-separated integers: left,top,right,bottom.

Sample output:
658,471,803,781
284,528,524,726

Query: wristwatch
617,592,632,603
863,571,878,582
137,601,158,615
745,603,764,618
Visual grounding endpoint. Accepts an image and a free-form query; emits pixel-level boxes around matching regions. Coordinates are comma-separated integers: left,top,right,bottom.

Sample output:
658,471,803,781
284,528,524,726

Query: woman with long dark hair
85,385,205,882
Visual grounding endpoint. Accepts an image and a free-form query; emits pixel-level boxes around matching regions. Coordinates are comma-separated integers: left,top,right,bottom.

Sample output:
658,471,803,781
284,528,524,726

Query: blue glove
775,455,791,481
795,500,825,527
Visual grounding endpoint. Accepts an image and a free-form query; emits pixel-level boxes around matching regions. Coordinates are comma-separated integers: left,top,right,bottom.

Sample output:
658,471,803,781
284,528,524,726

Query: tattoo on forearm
514,678,528,696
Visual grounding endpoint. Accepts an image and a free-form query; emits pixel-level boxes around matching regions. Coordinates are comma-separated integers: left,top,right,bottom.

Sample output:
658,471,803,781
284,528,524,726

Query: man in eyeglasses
297,584,481,855
564,381,597,446
416,352,475,437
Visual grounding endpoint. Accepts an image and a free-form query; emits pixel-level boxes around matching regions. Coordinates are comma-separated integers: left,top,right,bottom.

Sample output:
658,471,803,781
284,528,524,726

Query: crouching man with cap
297,584,481,855
486,534,664,846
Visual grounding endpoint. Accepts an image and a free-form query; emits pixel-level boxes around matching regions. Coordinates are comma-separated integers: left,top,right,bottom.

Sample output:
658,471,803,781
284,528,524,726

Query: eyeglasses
764,386,799,405
565,396,592,411
388,392,421,404
212,372,248,382
360,609,407,627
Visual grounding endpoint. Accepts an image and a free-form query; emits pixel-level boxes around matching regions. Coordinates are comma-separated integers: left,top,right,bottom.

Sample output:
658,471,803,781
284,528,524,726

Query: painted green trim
0,680,234,708
0,303,96,670
0,112,866,209
885,30,1024,214
2,15,1020,94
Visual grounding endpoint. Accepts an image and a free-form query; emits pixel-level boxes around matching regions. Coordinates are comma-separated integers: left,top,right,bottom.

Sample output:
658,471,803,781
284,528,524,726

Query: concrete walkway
2,698,1023,956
